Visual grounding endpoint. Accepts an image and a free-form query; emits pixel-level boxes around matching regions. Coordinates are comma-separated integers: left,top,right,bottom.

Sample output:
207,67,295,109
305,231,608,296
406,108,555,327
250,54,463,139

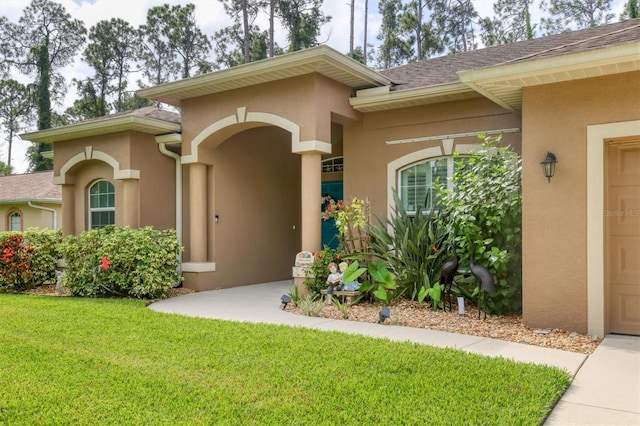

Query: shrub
59,226,182,299
23,228,62,286
368,191,448,305
437,136,522,314
0,233,34,291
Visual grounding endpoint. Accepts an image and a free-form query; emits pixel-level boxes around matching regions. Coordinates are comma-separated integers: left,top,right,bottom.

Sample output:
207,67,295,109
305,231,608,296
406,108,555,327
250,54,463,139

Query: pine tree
541,0,614,34
480,0,536,46
276,0,331,52
377,0,413,69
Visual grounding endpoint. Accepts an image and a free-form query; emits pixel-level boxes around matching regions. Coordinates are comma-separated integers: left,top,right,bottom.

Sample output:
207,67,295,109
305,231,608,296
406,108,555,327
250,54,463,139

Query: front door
606,138,640,335
321,181,343,249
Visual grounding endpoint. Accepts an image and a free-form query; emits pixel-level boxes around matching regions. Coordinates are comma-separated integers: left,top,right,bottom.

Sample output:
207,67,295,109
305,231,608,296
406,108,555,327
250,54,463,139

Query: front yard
1,294,571,425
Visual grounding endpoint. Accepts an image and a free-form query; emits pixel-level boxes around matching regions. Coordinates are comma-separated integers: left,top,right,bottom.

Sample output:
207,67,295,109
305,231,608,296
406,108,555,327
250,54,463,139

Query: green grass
0,295,571,425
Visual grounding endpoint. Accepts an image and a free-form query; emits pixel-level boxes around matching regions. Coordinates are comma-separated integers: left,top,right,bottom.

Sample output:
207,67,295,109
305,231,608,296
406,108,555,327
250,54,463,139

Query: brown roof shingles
380,19,640,91
0,171,61,203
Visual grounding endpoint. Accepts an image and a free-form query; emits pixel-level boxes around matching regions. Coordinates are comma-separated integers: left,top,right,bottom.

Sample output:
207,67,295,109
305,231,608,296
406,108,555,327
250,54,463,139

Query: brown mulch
288,299,602,354
23,285,600,354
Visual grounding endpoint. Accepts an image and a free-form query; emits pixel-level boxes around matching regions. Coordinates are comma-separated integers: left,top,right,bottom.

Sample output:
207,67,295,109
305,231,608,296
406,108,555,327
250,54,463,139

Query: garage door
606,138,640,335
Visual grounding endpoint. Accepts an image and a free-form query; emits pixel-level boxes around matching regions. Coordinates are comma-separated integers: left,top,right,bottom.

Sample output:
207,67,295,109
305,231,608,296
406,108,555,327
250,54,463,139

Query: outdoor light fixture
378,306,391,324
541,151,557,183
281,295,292,310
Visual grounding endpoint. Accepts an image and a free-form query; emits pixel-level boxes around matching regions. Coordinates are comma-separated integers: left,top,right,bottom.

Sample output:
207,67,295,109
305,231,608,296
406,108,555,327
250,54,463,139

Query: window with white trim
322,156,344,173
88,180,115,229
8,210,22,231
399,157,464,213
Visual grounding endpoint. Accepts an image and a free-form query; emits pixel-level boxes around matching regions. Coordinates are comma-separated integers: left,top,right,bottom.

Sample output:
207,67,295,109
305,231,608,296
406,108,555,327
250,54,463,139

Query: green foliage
297,294,325,316
332,297,350,318
0,233,34,291
359,260,397,302
22,228,62,286
303,246,341,294
437,136,522,313
59,226,182,299
368,190,448,305
0,161,11,176
0,79,34,170
0,296,572,425
277,0,332,52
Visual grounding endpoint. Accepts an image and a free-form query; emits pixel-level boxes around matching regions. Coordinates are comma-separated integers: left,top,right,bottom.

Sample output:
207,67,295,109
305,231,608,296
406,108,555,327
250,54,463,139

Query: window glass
399,158,448,212
8,211,21,231
88,180,115,229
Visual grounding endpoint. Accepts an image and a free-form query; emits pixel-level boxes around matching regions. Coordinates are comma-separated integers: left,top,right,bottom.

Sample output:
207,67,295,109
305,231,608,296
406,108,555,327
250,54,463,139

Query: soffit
137,45,391,107
458,42,640,114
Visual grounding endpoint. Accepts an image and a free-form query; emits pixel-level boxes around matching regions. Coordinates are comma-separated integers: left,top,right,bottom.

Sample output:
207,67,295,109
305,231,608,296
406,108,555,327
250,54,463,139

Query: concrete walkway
149,280,640,425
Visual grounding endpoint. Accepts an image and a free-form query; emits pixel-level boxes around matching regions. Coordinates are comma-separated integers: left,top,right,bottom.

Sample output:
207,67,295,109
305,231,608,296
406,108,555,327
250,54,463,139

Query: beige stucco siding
344,97,521,217
53,131,176,234
0,204,61,231
521,71,640,334
210,126,301,288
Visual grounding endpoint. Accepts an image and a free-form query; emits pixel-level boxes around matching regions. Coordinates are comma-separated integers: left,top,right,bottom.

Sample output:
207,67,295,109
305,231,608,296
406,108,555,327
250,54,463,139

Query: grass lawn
0,295,571,425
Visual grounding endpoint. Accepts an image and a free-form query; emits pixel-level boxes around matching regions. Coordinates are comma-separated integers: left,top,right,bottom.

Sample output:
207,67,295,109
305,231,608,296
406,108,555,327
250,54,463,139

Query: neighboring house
0,171,62,232
22,19,640,337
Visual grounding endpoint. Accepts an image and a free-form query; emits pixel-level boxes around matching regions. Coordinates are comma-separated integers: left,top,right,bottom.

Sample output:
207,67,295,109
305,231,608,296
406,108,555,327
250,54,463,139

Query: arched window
88,180,115,229
7,210,22,232
398,157,468,213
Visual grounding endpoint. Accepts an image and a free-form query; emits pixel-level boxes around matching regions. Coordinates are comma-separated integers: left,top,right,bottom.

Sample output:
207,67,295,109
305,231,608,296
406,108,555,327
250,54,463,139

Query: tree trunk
349,0,355,58
242,0,250,63
269,0,275,57
364,0,368,65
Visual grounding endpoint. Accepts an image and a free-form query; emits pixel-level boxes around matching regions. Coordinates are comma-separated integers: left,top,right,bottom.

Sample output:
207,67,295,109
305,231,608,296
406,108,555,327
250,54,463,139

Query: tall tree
376,0,413,69
140,3,211,85
269,0,276,57
427,0,478,53
220,0,264,64
1,0,86,171
0,161,11,176
364,0,369,65
620,0,639,19
0,80,33,170
541,0,614,34
63,79,107,122
349,0,355,58
84,18,138,114
401,0,443,60
276,0,331,51
480,0,536,46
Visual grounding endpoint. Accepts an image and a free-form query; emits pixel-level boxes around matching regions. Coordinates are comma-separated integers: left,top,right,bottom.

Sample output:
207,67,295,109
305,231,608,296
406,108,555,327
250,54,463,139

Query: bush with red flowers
0,233,35,291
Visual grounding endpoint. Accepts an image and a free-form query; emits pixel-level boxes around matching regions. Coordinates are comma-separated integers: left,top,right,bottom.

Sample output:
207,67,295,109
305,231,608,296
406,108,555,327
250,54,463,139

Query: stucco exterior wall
209,126,301,288
0,204,61,231
344,97,522,217
53,131,175,234
180,73,358,160
521,71,640,334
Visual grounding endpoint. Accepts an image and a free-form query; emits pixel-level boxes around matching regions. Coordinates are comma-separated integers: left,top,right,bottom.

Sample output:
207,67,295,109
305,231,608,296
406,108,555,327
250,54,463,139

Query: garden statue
339,261,361,291
326,262,343,292
470,243,496,320
440,243,458,311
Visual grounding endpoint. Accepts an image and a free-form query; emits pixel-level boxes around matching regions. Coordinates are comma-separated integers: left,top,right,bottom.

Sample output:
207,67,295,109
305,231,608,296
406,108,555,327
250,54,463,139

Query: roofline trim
0,199,62,205
350,82,473,111
457,41,640,85
137,45,391,105
21,114,181,143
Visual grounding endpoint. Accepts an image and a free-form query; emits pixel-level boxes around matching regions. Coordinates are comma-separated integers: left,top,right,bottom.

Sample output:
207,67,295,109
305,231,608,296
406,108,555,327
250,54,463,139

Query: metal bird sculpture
440,243,458,312
469,243,496,320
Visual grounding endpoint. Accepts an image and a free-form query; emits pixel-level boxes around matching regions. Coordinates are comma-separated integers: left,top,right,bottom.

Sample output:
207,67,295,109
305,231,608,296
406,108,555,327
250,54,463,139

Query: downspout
158,142,182,247
27,201,58,230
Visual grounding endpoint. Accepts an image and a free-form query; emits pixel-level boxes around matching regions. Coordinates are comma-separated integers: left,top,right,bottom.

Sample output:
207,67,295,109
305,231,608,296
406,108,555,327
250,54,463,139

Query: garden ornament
440,243,458,311
469,243,495,320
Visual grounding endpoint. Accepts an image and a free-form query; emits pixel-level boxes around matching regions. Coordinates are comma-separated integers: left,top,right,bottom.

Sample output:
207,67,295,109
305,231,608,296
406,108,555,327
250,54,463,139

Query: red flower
317,254,323,259
327,204,332,213
101,256,111,271
335,255,341,260
431,245,438,253
337,200,344,209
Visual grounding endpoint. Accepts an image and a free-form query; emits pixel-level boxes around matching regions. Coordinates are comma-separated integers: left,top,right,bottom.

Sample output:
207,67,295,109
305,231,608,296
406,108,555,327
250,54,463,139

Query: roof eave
457,41,640,114
20,115,181,144
0,198,62,205
350,82,477,112
137,45,392,106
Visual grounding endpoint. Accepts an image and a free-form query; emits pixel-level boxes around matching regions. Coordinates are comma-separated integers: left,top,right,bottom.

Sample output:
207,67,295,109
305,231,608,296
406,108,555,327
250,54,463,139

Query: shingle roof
381,19,640,91
0,171,61,203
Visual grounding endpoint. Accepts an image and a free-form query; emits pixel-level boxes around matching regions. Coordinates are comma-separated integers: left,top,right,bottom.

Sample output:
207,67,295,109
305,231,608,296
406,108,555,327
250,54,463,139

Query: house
21,19,640,337
0,171,62,232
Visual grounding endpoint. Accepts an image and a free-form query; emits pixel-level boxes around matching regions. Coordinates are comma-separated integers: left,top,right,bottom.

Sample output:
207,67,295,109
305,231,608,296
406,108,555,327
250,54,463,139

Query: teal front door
321,181,343,249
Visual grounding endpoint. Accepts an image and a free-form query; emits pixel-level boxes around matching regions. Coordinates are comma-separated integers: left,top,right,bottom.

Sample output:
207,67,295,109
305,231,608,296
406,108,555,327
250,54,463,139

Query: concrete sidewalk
149,280,640,425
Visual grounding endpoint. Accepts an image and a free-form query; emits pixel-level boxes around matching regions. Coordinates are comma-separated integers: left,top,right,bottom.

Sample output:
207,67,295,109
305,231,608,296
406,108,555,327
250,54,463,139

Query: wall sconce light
540,151,557,183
